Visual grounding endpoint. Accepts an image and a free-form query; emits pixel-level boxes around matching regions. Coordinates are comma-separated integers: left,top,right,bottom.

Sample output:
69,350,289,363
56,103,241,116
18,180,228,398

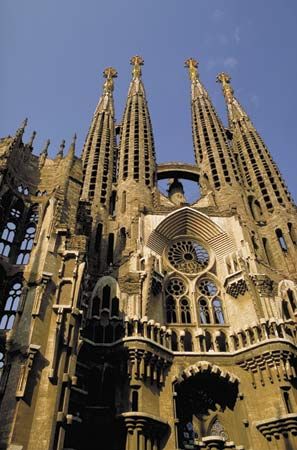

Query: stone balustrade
122,316,296,354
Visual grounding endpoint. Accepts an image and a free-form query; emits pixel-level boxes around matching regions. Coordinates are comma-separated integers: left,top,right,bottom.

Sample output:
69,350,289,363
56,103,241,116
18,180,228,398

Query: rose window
167,240,209,274
166,278,186,296
198,279,218,296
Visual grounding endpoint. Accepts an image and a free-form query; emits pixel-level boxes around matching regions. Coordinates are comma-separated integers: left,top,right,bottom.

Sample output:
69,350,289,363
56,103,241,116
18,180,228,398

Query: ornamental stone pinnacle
217,72,234,103
130,55,144,79
41,138,50,155
102,67,117,94
184,57,199,82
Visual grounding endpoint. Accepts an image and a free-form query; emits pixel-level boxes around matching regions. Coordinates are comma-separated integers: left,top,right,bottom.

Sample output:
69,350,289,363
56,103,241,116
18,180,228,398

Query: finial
57,139,65,157
67,133,77,159
16,117,28,137
28,130,37,147
217,72,234,102
102,67,117,94
185,58,199,82
41,139,50,155
130,55,144,79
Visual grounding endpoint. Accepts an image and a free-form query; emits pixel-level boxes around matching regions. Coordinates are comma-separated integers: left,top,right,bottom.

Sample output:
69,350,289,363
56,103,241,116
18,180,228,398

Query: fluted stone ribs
218,72,293,211
185,58,240,191
81,68,117,207
118,56,156,188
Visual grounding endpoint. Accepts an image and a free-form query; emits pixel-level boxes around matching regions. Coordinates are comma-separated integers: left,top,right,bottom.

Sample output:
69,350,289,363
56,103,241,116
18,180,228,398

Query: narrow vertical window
102,285,111,310
166,296,177,323
95,223,102,252
180,298,191,324
276,228,288,252
171,331,178,351
262,238,272,265
109,191,116,216
288,289,297,312
282,300,291,320
199,298,211,324
92,296,100,316
282,388,293,413
111,297,119,317
121,191,126,214
120,227,126,250
184,331,193,352
132,390,138,412
288,223,297,245
212,298,224,324
107,233,114,264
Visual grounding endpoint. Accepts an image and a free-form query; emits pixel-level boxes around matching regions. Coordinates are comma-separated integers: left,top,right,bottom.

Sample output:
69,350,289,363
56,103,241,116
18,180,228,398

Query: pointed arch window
197,278,225,325
180,298,191,323
212,298,224,324
102,285,111,310
17,185,29,195
171,330,178,351
0,199,23,257
199,298,211,324
16,206,38,265
0,222,16,256
183,330,193,351
0,281,22,330
165,277,187,324
92,282,120,319
166,296,177,323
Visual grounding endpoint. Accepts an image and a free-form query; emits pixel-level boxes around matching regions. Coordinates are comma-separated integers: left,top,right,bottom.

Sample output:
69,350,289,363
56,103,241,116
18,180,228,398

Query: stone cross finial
217,72,234,102
103,67,117,93
184,58,199,82
57,139,65,157
130,55,144,79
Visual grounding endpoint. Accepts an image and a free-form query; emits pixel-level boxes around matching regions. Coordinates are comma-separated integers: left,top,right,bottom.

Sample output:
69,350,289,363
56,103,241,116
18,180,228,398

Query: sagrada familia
0,56,296,450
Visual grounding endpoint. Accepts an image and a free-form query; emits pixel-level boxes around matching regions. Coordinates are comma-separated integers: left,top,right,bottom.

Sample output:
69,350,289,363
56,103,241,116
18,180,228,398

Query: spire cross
102,67,117,93
57,139,65,157
184,58,199,82
130,55,144,79
217,72,234,102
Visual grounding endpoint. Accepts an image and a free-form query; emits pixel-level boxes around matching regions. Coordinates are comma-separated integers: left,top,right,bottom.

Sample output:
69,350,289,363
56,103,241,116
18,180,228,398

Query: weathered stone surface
0,59,296,450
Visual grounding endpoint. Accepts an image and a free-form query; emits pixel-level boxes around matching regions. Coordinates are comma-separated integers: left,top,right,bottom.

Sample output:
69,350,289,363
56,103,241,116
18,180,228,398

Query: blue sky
1,1,296,201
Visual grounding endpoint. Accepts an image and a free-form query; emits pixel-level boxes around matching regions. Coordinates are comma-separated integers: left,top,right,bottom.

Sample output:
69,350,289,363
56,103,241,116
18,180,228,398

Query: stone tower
0,57,297,450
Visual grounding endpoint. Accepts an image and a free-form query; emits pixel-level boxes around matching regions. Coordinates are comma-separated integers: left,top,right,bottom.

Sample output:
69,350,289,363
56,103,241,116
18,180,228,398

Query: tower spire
81,67,117,209
185,58,240,201
117,56,156,213
217,73,293,211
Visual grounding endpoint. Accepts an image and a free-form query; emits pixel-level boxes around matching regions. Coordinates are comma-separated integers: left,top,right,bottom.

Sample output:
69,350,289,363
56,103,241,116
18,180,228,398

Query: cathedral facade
0,56,296,450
